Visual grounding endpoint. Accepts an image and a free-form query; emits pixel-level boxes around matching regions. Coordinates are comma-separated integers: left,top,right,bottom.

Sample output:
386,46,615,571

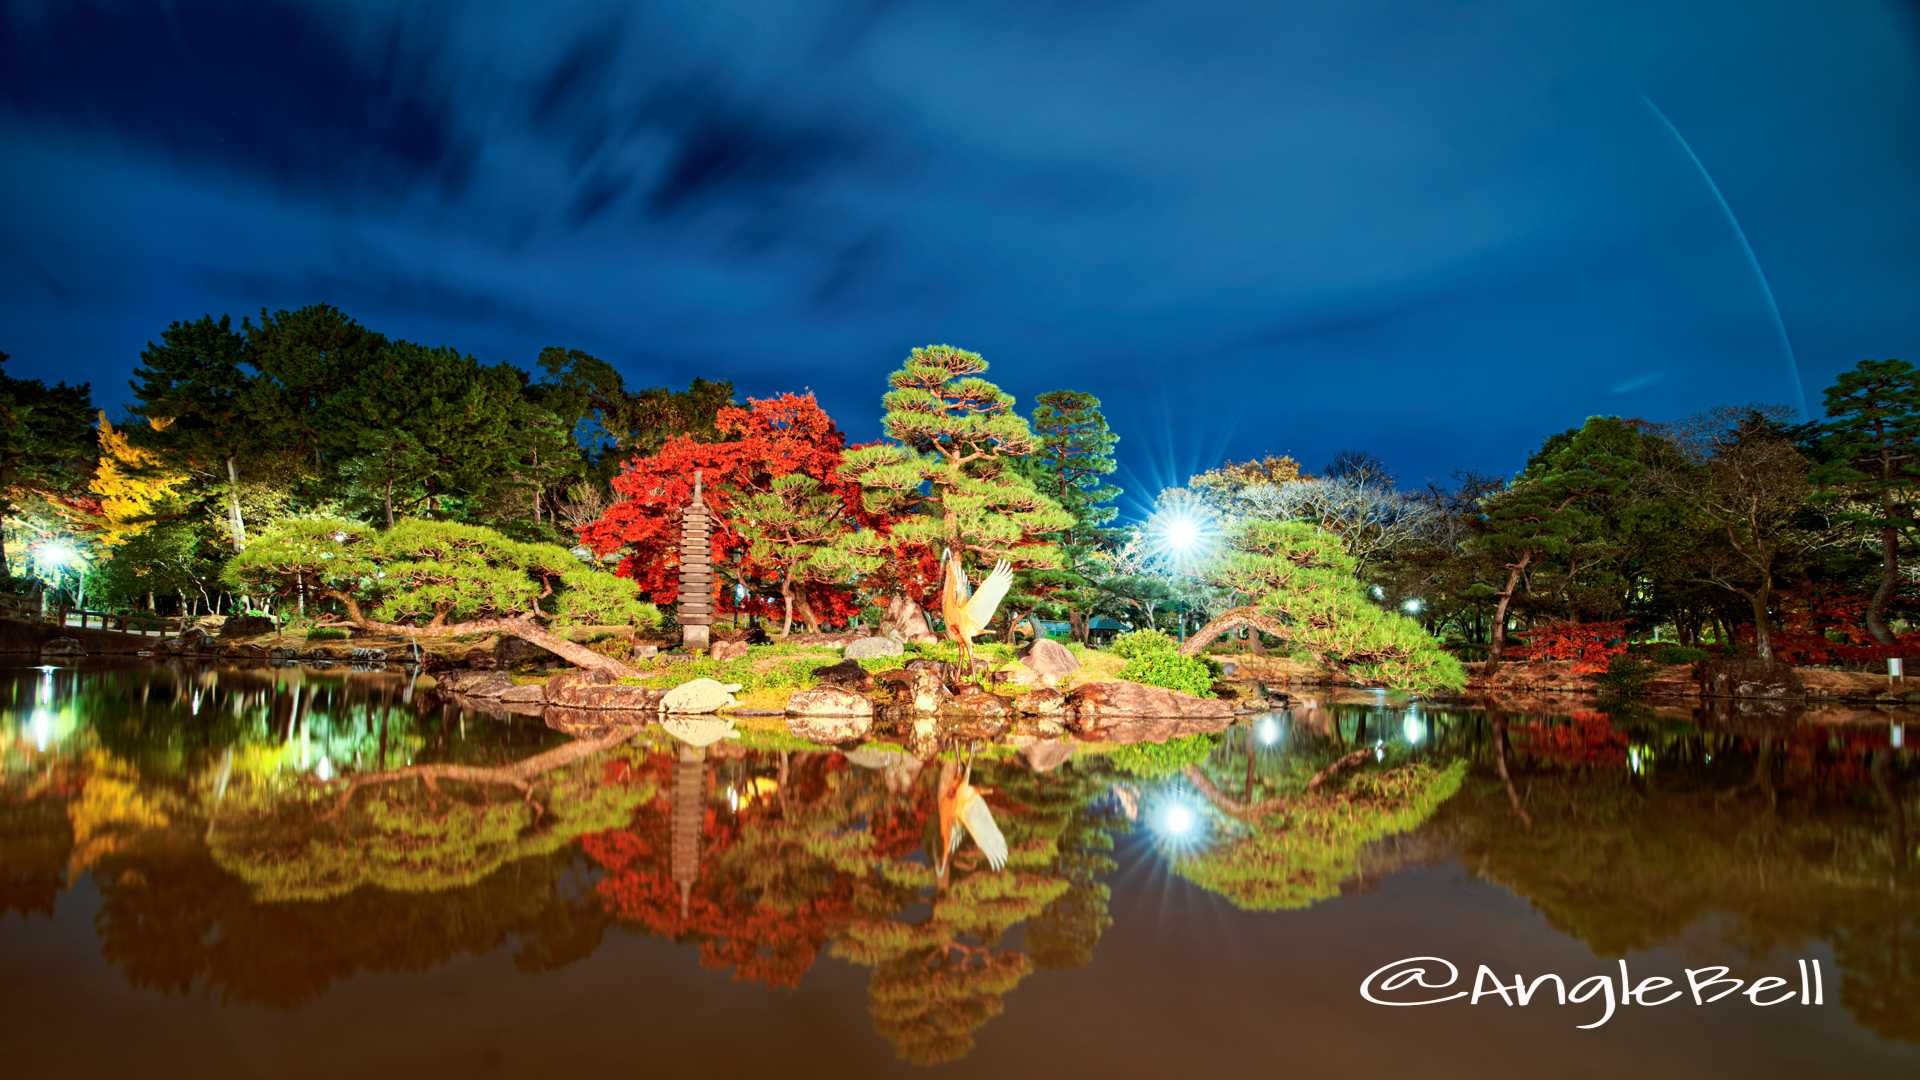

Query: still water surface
1,663,1914,1078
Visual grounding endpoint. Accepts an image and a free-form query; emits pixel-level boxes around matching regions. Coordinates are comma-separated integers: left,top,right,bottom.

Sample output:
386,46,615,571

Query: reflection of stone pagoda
671,744,707,917
678,471,714,651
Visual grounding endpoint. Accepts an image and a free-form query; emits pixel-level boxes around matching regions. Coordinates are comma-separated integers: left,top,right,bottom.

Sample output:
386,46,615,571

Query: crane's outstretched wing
959,792,1008,871
963,560,1015,629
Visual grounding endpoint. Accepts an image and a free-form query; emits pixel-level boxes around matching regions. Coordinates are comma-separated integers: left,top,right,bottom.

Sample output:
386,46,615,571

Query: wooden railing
0,593,178,636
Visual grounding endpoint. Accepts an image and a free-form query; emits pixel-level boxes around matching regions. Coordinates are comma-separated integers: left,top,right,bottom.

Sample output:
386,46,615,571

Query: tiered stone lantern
678,470,714,651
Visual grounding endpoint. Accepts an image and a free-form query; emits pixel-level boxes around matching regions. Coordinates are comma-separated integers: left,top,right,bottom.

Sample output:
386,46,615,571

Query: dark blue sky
4,0,1917,515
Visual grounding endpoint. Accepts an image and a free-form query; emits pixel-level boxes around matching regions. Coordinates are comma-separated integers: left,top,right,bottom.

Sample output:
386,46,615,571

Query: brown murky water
1,663,1914,1077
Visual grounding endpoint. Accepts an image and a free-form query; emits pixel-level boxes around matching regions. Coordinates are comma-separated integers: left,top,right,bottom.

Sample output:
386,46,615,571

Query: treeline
1146,360,1920,666
5,305,1916,668
0,305,733,615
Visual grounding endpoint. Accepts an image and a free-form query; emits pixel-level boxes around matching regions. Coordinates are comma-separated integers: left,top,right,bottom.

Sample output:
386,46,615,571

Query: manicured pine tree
224,517,659,675
1184,518,1465,689
834,346,1072,614
1815,359,1920,645
734,472,859,635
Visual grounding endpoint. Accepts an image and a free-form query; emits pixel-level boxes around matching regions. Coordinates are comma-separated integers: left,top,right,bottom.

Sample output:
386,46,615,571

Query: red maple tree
578,392,889,627
1509,621,1629,673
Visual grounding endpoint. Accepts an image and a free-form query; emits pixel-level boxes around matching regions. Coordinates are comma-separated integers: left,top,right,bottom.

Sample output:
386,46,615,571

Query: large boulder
545,675,667,711
811,659,875,691
939,691,1012,738
1066,680,1234,738
219,614,276,638
498,684,546,704
785,686,875,743
1697,658,1805,699
451,672,517,698
662,678,743,714
844,635,906,660
710,640,751,663
162,627,214,654
874,666,951,712
1013,687,1067,716
1019,638,1080,678
879,595,933,643
40,637,85,658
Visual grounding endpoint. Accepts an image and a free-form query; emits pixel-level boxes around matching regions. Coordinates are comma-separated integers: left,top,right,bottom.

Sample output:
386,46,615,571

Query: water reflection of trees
582,738,1120,1065
8,666,1917,1054
1433,707,1917,1043
1154,710,1466,912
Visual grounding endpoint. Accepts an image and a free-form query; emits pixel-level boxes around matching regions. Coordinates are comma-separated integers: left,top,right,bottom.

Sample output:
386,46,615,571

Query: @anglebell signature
1360,956,1827,1029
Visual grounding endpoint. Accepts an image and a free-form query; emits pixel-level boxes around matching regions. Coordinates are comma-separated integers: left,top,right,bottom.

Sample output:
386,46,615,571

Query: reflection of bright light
1374,740,1385,762
31,709,51,752
1402,598,1422,614
316,756,333,782
1256,716,1282,746
1163,803,1196,835
1145,789,1213,859
1402,715,1426,745
1629,747,1643,774
727,785,740,813
1896,724,1906,750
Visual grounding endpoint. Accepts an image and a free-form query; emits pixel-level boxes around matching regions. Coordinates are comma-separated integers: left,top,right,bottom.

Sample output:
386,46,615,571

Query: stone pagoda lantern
677,470,715,650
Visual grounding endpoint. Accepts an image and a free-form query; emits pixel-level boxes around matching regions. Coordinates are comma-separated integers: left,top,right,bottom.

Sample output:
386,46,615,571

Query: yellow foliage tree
91,412,183,546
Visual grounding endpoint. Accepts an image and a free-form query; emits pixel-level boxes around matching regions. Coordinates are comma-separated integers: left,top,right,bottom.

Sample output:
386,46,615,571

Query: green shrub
1651,644,1708,666
1595,653,1662,696
1111,628,1178,659
1105,733,1218,778
1117,650,1216,697
306,628,350,641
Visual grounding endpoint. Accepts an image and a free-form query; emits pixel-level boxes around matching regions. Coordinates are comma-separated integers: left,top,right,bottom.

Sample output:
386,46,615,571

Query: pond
1,662,1915,1078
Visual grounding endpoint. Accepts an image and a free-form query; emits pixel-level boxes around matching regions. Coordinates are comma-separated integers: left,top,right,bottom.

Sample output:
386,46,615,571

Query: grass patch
305,627,350,641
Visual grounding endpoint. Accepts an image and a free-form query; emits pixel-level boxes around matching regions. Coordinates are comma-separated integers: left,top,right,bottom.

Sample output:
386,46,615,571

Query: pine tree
1814,359,1920,645
1184,519,1465,689
1013,390,1122,642
835,346,1071,598
224,517,659,674
128,316,262,549
1472,417,1642,666
734,472,859,635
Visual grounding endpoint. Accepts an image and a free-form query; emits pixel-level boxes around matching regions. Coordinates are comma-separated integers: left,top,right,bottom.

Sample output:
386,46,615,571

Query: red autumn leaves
577,392,915,621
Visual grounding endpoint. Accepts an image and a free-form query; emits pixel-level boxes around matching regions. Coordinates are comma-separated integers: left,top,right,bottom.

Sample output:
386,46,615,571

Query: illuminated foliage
579,393,875,628
1186,519,1465,689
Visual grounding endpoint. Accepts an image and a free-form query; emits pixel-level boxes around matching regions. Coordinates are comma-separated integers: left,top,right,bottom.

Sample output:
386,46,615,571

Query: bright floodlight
1166,517,1198,550
38,542,75,567
1402,598,1423,614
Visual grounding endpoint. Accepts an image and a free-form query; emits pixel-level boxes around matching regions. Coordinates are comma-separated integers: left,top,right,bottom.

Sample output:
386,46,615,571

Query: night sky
4,1,1917,514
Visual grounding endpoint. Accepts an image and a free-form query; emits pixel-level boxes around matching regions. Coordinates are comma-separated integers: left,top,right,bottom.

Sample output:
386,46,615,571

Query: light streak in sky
1641,94,1807,419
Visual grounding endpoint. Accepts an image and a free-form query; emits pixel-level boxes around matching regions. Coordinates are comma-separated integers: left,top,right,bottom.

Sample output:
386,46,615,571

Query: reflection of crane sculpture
936,747,1008,876
940,549,1014,676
